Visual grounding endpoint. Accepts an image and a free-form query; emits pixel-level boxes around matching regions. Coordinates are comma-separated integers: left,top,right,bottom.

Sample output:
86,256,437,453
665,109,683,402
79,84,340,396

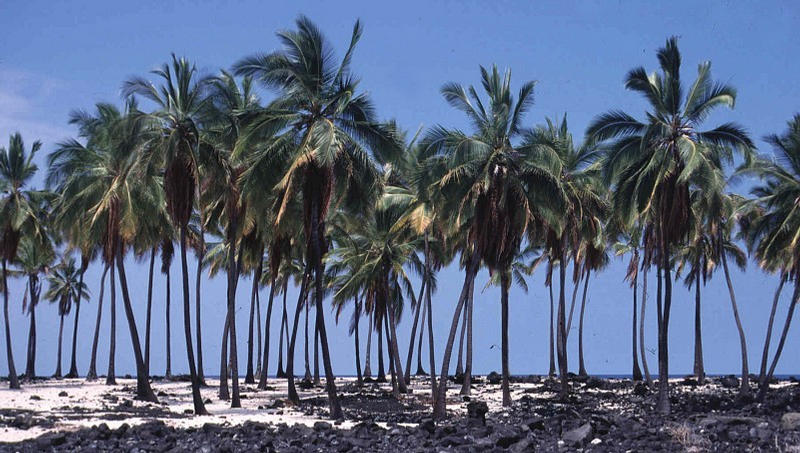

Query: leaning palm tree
45,257,88,378
15,233,55,380
588,36,753,414
234,16,394,419
0,132,46,389
123,55,212,414
423,66,563,416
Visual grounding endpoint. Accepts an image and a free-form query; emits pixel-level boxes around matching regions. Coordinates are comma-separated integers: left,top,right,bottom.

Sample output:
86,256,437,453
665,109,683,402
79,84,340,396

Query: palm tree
234,16,394,419
48,102,160,401
15,234,55,380
123,55,212,414
45,258,88,378
612,226,645,381
0,132,45,389
423,66,563,416
588,37,753,414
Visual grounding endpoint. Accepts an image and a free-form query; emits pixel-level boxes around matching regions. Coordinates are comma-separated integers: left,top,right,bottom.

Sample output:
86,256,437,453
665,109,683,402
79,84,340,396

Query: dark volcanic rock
487,371,502,385
467,400,489,425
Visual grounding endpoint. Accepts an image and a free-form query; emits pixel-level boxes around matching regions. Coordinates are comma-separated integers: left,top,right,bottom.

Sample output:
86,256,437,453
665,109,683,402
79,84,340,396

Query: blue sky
1,1,799,378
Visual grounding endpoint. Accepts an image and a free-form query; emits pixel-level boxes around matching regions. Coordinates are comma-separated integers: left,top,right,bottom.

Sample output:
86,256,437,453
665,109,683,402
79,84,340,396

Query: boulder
781,412,800,430
487,371,502,385
562,423,593,447
466,401,489,425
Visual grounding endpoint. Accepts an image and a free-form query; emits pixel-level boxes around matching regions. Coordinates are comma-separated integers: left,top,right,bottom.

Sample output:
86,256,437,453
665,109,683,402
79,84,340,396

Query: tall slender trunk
144,248,155,376
165,267,172,379
416,299,427,375
65,267,85,378
424,241,437,402
460,278,474,396
55,313,65,378
720,243,749,395
246,250,263,384
758,281,799,402
377,315,385,382
276,280,287,378
566,270,582,336
364,315,373,378
287,270,311,404
256,278,262,377
693,268,705,384
433,253,478,420
548,282,555,377
304,302,312,382
656,236,672,415
224,223,242,408
557,248,569,397
455,301,467,376
3,259,19,389
385,311,399,397
640,266,651,384
500,274,511,405
115,247,158,402
632,262,642,381
313,316,321,386
179,227,207,414
385,283,408,394
354,297,363,386
219,310,230,400
578,270,590,377
87,264,108,381
195,223,206,385
257,275,277,390
106,263,117,385
25,276,38,379
759,274,786,384
405,276,426,383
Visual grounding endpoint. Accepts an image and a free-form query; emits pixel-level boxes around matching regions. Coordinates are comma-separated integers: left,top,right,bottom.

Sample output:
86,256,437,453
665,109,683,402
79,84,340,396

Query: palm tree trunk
55,312,64,378
304,302,312,382
632,265,642,381
87,264,108,381
25,277,38,380
656,238,672,415
66,299,81,378
720,243,749,395
455,301,467,376
386,286,408,394
144,247,155,376
557,248,569,398
640,266,651,384
114,247,158,403
460,278,474,396
578,270,590,377
313,316,321,386
277,279,288,378
165,267,172,379
500,274,511,406
377,315,386,382
385,312,399,397
179,227,207,414
758,281,799,401
219,310,230,400
3,259,19,389
354,297,363,386
224,226,242,408
256,279,262,377
416,300,427,375
405,276,427,383
245,251,263,384
256,275,277,390
759,274,786,384
566,270,582,336
548,282,555,377
433,252,478,419
195,223,206,385
693,270,705,384
424,246,437,402
364,315,372,378
106,263,116,385
287,269,311,404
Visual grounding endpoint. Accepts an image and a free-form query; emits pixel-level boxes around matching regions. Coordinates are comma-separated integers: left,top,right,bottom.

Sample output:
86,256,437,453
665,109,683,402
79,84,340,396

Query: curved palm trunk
3,259,19,389
405,276,426,383
548,282,556,377
386,290,408,394
115,249,158,402
106,264,116,385
363,315,373,378
720,245,749,395
276,280,288,378
455,303,467,376
178,227,207,414
759,275,786,384
693,271,705,384
500,274,511,405
287,270,311,403
566,271,582,336
195,224,206,385
65,300,81,378
87,264,108,381
144,248,155,376
54,312,65,378
354,297,363,386
758,281,799,401
640,266,651,384
25,275,41,380
416,301,427,375
557,251,569,397
433,253,478,419
460,278,474,396
257,276,277,390
631,267,642,381
165,268,172,379
219,310,230,400
578,270,590,377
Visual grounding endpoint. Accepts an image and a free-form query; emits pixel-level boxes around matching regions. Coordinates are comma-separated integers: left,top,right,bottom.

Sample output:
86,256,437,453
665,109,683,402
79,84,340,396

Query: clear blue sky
1,0,799,378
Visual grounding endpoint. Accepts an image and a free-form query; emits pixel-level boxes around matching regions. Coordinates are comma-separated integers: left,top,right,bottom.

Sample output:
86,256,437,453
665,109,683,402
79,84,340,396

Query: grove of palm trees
3,13,800,452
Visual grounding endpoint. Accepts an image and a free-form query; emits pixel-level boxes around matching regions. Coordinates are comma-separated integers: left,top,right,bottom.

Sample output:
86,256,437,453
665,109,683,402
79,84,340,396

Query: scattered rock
781,412,800,430
466,401,488,425
720,375,740,389
562,423,593,446
58,391,68,397
487,371,501,385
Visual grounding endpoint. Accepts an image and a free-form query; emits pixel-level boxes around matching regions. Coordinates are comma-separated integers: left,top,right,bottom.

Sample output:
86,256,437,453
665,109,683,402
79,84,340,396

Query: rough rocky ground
3,374,800,451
